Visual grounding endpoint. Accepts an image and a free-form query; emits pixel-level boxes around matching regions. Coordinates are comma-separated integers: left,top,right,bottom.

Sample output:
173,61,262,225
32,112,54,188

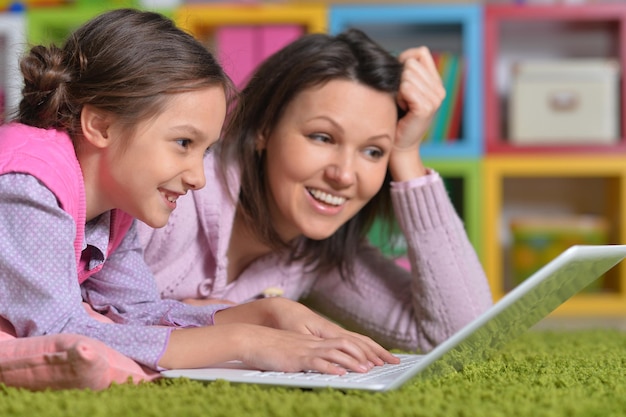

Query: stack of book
423,52,464,143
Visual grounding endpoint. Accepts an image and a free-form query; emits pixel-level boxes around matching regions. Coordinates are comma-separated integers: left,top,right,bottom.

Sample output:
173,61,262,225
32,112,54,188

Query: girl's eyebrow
169,125,203,137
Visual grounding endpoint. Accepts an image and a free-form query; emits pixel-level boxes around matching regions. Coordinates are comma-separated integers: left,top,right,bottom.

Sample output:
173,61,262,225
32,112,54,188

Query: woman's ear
80,105,112,149
255,133,268,154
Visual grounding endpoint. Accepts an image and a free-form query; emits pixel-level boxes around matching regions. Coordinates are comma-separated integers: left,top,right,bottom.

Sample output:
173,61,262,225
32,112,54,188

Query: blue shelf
329,4,484,159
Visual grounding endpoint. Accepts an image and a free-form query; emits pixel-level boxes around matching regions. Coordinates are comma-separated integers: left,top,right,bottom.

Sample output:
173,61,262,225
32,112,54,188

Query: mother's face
257,79,397,242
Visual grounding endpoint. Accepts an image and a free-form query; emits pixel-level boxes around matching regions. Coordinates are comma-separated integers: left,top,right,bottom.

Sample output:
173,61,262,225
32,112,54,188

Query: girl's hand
390,47,446,181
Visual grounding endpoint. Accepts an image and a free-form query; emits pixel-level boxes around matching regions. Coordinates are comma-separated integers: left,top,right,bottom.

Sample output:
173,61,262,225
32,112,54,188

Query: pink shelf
484,4,626,154
217,25,302,87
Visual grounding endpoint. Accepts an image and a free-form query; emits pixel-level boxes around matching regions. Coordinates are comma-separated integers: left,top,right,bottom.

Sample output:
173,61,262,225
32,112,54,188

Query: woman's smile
259,79,396,242
307,187,348,207
305,186,347,216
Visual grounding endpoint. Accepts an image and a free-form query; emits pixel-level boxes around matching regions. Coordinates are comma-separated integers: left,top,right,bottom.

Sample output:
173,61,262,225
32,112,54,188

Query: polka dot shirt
0,173,227,370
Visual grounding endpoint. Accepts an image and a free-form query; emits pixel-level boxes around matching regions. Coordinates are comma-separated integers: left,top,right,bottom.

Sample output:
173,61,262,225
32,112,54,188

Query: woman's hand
212,297,399,373
237,325,385,375
390,46,446,181
162,322,394,375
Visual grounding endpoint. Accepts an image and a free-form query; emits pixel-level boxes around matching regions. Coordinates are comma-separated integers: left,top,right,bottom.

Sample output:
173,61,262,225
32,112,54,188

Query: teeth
308,188,346,206
166,195,177,203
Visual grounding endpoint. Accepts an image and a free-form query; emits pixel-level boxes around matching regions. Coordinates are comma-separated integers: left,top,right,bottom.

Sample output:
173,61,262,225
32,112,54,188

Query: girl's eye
176,138,192,148
363,147,385,160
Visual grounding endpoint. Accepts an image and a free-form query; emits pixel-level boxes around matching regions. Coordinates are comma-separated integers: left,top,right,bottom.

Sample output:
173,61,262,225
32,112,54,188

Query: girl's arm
87,229,397,372
0,174,393,373
87,223,397,374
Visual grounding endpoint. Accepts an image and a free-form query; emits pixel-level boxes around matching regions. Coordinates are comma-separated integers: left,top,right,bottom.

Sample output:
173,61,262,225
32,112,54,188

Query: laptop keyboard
242,354,423,383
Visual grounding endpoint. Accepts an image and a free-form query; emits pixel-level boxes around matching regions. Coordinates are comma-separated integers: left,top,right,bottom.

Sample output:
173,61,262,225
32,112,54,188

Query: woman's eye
308,133,331,143
364,147,384,159
176,138,192,148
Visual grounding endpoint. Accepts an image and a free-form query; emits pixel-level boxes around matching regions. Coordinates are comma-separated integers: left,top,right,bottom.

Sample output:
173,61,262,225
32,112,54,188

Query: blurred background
2,0,626,325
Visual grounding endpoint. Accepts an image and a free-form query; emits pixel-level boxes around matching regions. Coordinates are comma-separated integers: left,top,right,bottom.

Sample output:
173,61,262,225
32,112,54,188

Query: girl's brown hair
16,8,234,145
220,28,403,281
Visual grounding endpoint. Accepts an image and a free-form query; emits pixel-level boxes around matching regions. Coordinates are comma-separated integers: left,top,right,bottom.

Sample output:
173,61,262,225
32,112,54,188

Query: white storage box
0,12,26,122
509,59,620,145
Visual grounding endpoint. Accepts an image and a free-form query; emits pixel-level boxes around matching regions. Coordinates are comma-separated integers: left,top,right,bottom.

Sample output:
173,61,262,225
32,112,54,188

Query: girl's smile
83,86,227,226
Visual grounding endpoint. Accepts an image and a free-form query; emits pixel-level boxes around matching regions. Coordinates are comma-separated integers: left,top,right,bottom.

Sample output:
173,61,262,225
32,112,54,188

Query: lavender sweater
139,154,493,352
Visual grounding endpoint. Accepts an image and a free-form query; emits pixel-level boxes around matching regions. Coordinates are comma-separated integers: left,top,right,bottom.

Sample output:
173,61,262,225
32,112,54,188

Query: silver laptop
161,244,626,391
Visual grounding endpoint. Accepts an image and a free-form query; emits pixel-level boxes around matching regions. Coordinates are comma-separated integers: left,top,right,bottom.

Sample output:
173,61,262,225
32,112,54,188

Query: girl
0,9,395,383
139,29,494,354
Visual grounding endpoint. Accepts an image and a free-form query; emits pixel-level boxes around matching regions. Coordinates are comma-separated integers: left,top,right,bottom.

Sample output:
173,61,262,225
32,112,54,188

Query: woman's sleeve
303,173,493,352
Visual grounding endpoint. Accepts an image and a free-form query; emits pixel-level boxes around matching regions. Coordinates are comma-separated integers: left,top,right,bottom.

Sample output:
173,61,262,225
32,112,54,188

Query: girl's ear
80,105,112,149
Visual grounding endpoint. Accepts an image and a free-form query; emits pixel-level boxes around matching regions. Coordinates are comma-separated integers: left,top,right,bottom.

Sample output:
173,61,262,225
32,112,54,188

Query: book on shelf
423,52,464,144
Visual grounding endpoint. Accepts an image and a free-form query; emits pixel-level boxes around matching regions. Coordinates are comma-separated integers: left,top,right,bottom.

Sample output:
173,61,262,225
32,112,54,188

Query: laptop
161,244,626,391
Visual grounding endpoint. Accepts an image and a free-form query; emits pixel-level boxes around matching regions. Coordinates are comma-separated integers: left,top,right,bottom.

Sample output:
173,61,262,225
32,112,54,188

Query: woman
139,29,493,353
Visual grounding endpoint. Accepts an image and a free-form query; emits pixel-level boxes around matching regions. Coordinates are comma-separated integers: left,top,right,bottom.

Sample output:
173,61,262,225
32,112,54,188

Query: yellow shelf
175,3,328,36
552,293,626,317
483,155,626,315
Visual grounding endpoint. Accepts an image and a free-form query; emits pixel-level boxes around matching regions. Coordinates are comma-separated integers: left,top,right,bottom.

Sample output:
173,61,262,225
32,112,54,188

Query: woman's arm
388,46,446,182
160,297,398,373
303,174,493,352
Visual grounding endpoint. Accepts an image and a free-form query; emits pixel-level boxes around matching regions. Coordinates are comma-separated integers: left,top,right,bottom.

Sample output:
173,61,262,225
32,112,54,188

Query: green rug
0,329,624,417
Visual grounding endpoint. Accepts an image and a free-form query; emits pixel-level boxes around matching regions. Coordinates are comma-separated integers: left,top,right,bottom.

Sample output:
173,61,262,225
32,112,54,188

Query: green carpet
1,329,624,417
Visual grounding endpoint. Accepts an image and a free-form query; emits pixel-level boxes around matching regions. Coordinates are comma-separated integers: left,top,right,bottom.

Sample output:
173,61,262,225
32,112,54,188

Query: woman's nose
325,157,355,186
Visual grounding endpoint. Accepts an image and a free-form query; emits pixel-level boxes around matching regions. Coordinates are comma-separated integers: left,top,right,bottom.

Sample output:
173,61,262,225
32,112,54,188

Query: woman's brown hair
220,28,403,281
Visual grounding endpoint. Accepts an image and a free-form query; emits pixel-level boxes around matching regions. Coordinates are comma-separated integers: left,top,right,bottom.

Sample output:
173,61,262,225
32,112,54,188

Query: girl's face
96,86,226,227
258,79,396,242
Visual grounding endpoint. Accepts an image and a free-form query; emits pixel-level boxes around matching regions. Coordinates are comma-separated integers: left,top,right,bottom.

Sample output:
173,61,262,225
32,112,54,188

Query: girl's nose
185,161,206,191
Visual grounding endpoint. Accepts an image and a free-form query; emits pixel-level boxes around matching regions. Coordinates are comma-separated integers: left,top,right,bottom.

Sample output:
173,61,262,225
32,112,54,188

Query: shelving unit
175,4,326,87
483,4,626,315
329,4,483,159
484,4,626,154
483,156,626,315
26,2,139,46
